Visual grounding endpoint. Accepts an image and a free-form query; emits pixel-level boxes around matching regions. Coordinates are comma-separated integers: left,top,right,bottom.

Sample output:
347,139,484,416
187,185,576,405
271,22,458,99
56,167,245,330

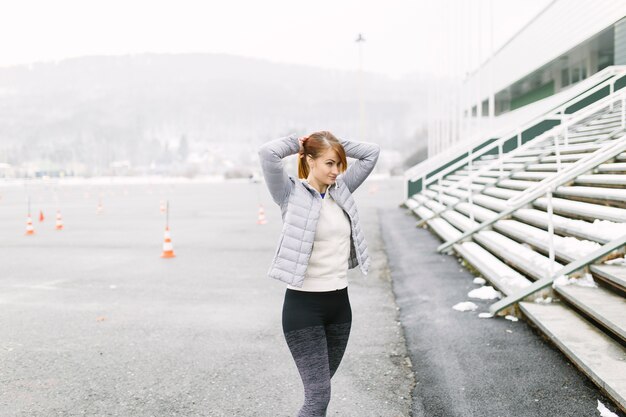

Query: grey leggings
282,287,352,417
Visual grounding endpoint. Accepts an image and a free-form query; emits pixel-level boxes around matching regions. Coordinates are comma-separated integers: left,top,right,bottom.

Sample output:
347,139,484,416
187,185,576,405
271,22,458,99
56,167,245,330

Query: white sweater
286,188,351,292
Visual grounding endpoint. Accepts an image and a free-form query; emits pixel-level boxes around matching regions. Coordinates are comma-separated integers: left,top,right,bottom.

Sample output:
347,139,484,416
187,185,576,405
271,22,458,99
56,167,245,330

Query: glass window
561,68,570,87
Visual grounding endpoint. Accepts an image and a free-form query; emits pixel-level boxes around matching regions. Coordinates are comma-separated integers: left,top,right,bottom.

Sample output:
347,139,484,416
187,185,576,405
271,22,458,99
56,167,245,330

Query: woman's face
308,147,342,186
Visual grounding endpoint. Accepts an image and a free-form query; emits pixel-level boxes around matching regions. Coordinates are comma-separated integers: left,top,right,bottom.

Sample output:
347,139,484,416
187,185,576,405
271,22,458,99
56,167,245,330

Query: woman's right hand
298,136,309,156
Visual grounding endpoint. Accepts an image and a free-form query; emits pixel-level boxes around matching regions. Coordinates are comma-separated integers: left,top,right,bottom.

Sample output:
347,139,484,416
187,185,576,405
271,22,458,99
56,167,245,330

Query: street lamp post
355,33,366,140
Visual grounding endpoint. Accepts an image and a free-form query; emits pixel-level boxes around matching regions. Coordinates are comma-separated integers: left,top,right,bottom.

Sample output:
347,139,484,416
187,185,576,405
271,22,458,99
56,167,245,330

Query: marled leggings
282,287,352,417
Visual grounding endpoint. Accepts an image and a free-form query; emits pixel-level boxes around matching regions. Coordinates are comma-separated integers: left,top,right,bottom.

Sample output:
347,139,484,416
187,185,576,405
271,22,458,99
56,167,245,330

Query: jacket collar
300,177,339,195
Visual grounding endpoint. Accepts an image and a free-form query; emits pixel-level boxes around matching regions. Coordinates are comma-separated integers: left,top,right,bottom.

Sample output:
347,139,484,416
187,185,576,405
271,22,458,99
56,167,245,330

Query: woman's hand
298,136,309,157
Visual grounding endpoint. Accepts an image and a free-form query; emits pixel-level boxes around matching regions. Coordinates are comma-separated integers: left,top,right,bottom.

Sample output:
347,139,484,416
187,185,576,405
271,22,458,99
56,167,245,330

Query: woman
257,131,380,416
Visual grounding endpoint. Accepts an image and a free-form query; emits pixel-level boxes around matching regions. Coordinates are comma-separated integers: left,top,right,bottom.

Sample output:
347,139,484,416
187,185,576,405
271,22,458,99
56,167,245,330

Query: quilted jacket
257,133,380,288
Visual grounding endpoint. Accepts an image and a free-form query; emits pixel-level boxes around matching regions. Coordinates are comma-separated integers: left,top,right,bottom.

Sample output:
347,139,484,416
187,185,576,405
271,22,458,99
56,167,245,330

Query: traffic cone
159,200,166,213
25,215,35,235
39,210,45,222
55,210,64,230
160,226,175,258
257,203,267,225
96,199,103,214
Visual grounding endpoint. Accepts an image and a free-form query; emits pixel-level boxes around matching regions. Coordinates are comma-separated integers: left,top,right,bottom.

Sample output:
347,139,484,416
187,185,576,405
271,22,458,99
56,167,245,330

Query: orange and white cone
25,215,35,235
257,203,267,225
96,201,103,215
159,200,166,213
55,210,64,230
160,226,175,258
39,210,45,222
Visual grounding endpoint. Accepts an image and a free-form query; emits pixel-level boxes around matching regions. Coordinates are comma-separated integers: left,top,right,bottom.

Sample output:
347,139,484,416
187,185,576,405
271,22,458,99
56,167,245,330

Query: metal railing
436,131,626,253
413,87,626,228
488,233,626,315
405,65,626,195
505,91,626,207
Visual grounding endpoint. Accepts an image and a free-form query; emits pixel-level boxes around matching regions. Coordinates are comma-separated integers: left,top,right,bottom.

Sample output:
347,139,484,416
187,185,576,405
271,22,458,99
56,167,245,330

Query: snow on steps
574,174,626,187
533,197,626,223
453,241,532,295
512,209,626,244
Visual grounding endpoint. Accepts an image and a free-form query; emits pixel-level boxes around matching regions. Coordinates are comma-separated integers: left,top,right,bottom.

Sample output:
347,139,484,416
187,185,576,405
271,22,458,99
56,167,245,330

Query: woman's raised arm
257,133,300,205
338,138,381,193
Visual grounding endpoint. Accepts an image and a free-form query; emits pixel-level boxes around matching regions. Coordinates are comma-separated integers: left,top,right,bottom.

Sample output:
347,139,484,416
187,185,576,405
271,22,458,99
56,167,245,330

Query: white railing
505,90,626,206
437,85,626,206
436,132,626,253
406,65,626,190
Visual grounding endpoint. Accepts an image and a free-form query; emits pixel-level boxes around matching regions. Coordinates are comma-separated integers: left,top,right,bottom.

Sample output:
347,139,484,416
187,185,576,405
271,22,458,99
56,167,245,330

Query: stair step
482,186,521,199
554,185,626,203
456,169,512,177
430,184,470,200
587,114,623,126
515,148,552,157
455,202,498,222
526,163,576,171
414,205,435,221
539,141,614,155
554,283,626,343
405,198,420,210
541,152,591,162
503,156,541,163
533,196,626,223
441,210,479,231
518,301,626,412
440,179,484,191
473,230,564,281
574,174,626,187
496,179,536,190
574,120,623,132
447,174,497,184
511,171,552,181
427,217,462,242
423,189,459,206
424,199,447,214
513,208,626,244
493,219,601,263
471,194,508,212
568,126,618,138
454,241,533,295
597,163,626,173
591,263,626,293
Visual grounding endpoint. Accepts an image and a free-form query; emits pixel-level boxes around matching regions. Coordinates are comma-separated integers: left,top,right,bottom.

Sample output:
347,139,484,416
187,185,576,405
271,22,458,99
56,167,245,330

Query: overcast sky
2,0,553,78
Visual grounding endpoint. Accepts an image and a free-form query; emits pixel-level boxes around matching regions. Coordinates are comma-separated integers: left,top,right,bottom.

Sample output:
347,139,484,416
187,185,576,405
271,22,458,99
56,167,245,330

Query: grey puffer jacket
257,133,380,288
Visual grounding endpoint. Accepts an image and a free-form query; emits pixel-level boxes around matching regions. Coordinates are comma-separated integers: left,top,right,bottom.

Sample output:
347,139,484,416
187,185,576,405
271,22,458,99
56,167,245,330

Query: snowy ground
0,178,411,417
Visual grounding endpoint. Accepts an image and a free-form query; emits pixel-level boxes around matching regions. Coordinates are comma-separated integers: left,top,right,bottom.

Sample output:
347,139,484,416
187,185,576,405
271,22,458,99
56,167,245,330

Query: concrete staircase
403,101,626,411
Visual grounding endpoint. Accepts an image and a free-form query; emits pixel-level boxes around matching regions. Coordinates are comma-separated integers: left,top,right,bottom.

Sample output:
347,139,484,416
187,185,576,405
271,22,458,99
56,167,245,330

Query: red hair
297,131,348,179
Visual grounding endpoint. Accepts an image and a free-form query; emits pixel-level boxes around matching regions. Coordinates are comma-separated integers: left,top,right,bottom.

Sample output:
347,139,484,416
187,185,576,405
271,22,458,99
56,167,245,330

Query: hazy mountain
0,53,428,176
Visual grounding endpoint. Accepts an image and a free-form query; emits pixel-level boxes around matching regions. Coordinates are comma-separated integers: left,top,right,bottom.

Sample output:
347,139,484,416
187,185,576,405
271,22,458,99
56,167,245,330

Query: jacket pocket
272,233,285,263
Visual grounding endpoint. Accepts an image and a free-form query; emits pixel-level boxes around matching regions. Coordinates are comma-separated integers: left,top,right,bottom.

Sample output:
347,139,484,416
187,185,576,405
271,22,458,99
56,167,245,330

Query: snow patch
478,312,493,318
592,219,626,240
553,273,597,288
556,236,601,259
505,315,519,322
597,400,619,417
534,296,553,304
604,257,626,266
467,286,501,300
452,301,478,312
473,277,486,285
